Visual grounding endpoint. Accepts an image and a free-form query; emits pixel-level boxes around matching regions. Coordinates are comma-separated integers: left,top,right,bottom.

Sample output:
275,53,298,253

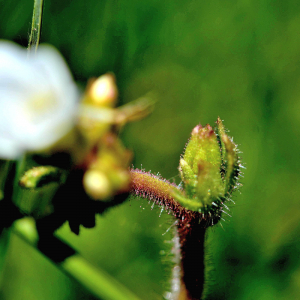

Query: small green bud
174,119,240,214
19,166,65,189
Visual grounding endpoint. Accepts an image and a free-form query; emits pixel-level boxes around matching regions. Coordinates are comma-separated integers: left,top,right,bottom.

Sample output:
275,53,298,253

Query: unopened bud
83,170,112,201
174,119,240,213
88,73,118,107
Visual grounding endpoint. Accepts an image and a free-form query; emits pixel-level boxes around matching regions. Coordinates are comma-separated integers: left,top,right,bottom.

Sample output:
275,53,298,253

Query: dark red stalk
177,219,206,300
130,169,211,300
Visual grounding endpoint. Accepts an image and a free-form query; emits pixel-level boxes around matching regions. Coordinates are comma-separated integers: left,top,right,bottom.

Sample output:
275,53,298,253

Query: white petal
0,135,23,159
0,41,80,157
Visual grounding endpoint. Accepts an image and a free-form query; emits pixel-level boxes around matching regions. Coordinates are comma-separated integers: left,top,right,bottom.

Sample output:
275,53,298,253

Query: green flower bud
174,118,240,214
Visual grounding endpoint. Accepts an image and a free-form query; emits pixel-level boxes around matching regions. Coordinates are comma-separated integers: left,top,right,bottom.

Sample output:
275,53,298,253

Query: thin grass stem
28,0,44,55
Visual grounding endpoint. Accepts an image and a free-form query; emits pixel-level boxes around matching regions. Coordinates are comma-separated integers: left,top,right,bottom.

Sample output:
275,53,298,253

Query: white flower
0,41,79,159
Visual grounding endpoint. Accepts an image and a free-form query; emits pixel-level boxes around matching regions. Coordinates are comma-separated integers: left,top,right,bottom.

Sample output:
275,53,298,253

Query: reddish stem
177,220,206,300
130,169,207,300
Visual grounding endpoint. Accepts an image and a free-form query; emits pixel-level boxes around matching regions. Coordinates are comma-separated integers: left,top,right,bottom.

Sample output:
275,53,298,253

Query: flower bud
174,118,240,214
83,170,112,201
86,73,118,107
82,133,132,201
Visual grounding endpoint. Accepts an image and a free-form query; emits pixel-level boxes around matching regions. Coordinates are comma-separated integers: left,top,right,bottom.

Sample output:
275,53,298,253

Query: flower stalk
13,218,142,300
130,169,207,299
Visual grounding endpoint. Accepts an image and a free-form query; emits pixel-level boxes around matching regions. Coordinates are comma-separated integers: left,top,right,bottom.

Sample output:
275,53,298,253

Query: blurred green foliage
1,0,300,299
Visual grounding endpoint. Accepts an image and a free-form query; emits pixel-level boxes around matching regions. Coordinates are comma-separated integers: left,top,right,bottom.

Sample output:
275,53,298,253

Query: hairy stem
28,0,44,55
178,220,206,300
130,169,206,299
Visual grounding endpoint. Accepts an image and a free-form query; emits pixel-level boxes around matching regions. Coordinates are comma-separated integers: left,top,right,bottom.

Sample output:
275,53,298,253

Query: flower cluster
0,41,153,227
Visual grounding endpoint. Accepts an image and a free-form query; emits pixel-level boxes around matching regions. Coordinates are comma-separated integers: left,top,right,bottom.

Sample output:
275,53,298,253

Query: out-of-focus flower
0,41,79,159
78,74,155,142
82,132,132,201
77,81,115,150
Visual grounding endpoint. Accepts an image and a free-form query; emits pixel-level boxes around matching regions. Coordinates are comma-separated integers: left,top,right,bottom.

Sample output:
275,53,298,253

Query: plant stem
13,218,142,300
28,0,44,55
130,169,207,300
0,229,11,286
177,220,206,300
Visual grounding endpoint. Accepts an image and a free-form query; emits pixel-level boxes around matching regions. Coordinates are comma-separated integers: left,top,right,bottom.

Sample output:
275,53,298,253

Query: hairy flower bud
174,118,240,214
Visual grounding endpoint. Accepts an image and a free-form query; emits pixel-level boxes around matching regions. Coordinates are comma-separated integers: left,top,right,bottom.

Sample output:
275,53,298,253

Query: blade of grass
28,0,44,55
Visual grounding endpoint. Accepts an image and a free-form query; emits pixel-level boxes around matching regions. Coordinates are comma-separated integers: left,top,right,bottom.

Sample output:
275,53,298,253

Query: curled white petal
0,40,79,159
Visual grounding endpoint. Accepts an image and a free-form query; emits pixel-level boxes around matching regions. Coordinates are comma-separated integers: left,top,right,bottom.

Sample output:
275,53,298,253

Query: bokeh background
1,0,300,299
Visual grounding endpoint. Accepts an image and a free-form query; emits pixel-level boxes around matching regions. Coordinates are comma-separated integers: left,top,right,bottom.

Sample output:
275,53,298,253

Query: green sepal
195,161,224,206
179,158,197,198
215,117,227,177
172,188,204,212
222,135,239,193
179,158,194,182
215,117,240,193
183,125,221,174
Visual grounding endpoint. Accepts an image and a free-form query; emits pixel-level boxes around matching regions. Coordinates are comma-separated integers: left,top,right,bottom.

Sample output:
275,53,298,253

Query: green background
1,0,300,299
